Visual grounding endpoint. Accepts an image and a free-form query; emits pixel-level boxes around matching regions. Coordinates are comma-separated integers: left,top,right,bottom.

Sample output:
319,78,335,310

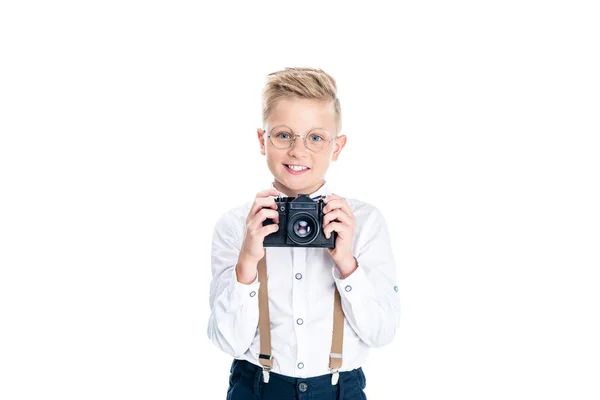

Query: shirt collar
269,181,332,200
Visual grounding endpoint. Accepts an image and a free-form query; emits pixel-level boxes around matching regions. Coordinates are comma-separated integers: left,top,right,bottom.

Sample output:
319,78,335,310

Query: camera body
262,194,336,248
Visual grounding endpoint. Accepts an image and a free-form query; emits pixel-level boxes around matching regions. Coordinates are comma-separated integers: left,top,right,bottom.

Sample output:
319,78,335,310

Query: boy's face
257,97,347,197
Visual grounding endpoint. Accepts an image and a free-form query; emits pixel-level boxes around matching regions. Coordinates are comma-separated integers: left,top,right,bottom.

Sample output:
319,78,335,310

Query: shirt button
298,382,308,392
344,285,352,292
394,286,398,292
249,291,256,297
295,273,303,280
296,318,304,325
297,362,304,369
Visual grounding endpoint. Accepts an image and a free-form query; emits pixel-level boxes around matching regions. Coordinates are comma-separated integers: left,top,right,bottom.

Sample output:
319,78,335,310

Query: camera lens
293,220,312,238
287,213,319,245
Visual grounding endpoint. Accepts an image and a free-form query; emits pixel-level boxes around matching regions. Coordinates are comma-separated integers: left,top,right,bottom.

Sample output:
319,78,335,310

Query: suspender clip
262,365,272,383
329,368,340,385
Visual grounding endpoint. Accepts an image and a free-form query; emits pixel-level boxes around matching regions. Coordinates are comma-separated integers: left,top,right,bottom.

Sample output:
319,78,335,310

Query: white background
1,1,599,399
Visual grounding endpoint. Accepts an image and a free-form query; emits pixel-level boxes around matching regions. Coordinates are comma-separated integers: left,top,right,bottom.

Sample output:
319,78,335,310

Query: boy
208,68,400,399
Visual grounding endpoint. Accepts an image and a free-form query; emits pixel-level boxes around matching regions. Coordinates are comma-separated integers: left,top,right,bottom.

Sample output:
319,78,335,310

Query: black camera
262,194,336,248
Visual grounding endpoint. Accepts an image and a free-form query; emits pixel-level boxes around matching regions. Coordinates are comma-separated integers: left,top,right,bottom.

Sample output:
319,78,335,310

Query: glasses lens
270,127,294,148
306,128,333,152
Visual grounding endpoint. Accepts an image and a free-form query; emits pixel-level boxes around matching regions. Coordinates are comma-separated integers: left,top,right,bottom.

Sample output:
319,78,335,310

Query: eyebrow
269,125,329,134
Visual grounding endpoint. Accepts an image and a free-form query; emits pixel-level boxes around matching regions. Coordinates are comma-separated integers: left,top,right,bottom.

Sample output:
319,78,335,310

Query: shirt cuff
331,262,376,300
227,268,260,310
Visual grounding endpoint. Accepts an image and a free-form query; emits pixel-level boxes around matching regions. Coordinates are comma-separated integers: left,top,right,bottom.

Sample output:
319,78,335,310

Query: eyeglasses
263,125,337,153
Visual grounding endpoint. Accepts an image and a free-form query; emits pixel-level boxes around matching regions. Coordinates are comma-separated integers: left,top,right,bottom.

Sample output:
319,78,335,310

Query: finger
250,208,279,230
249,194,280,218
322,209,351,228
250,197,278,215
259,222,280,238
257,188,281,199
323,199,354,219
323,221,347,239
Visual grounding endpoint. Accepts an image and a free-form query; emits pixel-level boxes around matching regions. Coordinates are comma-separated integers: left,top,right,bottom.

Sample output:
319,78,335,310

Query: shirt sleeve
331,206,401,348
207,211,260,357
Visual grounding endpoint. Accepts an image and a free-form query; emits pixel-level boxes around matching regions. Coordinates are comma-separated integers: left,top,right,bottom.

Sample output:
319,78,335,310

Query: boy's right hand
236,188,281,282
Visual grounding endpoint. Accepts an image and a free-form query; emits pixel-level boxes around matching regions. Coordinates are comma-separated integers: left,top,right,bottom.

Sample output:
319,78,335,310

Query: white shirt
207,181,401,378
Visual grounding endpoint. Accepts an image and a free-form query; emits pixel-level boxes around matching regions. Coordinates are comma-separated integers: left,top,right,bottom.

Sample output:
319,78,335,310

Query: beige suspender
257,251,345,385
329,288,344,384
257,255,274,383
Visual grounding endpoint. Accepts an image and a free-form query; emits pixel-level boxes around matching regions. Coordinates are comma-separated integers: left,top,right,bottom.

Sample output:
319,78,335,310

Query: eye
309,134,324,142
275,132,291,139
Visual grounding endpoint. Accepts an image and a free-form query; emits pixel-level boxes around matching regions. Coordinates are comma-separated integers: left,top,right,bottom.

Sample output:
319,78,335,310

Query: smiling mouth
284,164,310,173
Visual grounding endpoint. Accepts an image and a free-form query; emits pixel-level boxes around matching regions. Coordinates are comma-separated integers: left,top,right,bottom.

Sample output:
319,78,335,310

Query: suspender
257,250,345,385
257,255,274,382
329,287,344,384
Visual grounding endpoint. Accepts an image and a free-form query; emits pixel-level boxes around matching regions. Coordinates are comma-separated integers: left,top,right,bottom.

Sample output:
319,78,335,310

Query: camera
262,194,336,248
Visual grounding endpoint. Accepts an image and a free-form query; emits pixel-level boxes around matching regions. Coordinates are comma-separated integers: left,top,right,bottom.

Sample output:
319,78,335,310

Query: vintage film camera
262,194,336,248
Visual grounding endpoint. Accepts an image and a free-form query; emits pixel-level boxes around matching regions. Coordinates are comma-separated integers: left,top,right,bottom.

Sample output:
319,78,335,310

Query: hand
237,188,281,282
322,194,357,276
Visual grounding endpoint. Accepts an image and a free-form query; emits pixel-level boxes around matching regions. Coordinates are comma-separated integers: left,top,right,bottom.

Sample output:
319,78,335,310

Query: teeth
287,164,308,171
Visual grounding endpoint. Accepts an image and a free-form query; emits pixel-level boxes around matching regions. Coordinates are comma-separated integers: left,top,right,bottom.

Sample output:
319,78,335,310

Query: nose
288,135,310,154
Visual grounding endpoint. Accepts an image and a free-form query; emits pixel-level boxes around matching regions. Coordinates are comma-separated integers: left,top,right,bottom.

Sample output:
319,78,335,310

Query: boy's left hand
322,194,358,276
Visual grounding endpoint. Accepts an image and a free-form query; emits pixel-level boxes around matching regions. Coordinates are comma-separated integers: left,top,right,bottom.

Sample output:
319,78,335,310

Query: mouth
283,163,310,175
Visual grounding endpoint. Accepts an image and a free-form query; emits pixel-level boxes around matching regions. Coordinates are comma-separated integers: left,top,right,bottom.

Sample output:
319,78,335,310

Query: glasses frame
263,125,337,153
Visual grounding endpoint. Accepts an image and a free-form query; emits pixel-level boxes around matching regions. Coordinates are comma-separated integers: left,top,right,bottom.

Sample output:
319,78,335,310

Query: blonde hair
262,67,342,132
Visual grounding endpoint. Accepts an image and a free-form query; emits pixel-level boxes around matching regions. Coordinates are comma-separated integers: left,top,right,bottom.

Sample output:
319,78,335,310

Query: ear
257,128,266,155
330,134,347,161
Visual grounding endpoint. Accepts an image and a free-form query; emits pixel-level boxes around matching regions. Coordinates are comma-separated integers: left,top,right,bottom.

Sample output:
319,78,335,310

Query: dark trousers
226,359,367,400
